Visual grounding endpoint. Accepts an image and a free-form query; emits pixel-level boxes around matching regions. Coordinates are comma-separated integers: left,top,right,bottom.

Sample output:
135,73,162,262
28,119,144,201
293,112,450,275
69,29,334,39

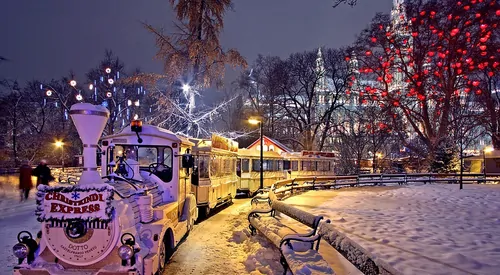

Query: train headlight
13,231,38,265
12,243,29,259
118,245,134,260
118,233,137,265
66,220,87,239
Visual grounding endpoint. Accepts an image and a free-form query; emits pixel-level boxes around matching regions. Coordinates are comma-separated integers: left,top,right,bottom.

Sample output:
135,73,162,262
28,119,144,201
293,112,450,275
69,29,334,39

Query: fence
268,172,499,197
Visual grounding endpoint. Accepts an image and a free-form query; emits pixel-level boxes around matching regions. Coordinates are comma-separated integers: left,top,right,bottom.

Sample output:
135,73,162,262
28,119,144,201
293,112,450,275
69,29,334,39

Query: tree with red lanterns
351,0,499,167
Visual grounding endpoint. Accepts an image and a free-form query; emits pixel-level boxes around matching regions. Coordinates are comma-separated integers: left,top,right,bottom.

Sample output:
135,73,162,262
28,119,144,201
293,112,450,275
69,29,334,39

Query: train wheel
157,240,166,274
157,234,174,274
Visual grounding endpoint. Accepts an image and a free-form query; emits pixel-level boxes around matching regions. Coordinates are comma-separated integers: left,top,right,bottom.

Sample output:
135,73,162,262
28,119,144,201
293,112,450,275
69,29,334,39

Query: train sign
36,185,114,222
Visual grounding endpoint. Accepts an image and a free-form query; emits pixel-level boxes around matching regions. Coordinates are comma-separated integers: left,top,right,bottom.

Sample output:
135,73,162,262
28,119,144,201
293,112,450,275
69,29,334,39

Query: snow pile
289,185,500,275
282,246,336,275
231,204,285,274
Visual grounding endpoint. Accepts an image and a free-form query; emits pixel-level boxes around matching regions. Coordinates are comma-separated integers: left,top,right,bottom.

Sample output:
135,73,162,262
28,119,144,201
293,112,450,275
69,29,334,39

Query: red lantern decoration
365,50,372,56
472,81,480,87
412,32,418,37
371,37,377,43
420,11,426,16
428,51,435,57
480,24,488,30
488,72,494,77
480,45,487,51
463,5,470,10
476,13,481,18
496,10,500,16
393,101,400,107
475,90,482,95
451,28,459,36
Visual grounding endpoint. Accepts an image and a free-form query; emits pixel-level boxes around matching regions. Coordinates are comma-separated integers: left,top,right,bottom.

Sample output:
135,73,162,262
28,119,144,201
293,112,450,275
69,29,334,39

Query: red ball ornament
463,5,470,10
412,32,418,37
475,90,482,95
371,37,377,43
420,11,426,16
476,13,481,18
480,45,487,51
472,81,480,87
496,10,500,16
488,71,494,77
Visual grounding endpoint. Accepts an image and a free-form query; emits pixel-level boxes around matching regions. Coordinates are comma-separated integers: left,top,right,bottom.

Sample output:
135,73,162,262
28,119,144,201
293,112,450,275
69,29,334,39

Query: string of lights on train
39,67,152,122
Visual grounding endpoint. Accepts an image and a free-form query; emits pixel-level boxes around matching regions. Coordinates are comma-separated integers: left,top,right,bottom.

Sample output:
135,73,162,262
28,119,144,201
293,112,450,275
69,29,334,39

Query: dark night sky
0,0,393,85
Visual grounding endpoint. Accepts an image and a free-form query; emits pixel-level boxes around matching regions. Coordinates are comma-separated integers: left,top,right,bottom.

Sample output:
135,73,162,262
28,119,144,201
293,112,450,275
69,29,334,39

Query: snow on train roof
102,124,193,145
237,148,283,158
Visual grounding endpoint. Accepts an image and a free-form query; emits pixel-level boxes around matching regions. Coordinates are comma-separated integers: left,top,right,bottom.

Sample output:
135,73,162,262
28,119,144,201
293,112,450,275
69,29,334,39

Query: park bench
247,192,335,275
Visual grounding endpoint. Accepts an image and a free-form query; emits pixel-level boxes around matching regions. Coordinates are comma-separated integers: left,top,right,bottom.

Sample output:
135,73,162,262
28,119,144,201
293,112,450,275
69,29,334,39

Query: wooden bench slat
282,248,335,275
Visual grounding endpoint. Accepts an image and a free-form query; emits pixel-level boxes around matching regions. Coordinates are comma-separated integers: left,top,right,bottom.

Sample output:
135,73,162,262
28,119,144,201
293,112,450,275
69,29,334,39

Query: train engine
12,103,198,275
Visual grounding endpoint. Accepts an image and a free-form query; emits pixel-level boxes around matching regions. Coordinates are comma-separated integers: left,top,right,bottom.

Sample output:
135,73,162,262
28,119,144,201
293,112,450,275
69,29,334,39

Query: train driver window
149,147,172,182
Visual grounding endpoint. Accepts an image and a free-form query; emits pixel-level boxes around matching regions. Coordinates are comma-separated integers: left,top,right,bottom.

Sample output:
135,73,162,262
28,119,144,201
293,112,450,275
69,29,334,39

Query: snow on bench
248,194,334,274
318,222,401,275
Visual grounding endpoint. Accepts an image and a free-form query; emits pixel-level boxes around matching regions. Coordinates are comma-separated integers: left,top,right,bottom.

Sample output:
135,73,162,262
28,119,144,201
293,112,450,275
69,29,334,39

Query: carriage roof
102,124,194,146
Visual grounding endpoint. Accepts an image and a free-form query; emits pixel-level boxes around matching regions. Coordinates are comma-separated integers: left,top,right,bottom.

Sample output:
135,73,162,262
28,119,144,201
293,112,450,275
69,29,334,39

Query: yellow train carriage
237,149,287,196
190,135,238,217
282,151,337,179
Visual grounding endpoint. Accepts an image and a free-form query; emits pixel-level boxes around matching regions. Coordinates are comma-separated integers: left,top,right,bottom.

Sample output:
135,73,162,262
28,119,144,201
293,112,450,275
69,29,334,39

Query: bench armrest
280,233,322,251
247,208,274,223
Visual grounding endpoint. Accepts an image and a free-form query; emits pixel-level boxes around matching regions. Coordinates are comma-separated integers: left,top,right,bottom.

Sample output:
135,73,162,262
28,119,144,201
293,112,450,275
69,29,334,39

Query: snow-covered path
165,198,285,275
0,200,39,275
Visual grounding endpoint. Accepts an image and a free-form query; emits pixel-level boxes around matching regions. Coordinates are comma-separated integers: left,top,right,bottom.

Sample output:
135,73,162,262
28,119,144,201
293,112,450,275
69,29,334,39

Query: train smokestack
70,103,110,185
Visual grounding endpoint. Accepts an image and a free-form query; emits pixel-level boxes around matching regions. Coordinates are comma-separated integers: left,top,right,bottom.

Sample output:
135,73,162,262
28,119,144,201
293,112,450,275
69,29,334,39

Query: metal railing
268,173,499,196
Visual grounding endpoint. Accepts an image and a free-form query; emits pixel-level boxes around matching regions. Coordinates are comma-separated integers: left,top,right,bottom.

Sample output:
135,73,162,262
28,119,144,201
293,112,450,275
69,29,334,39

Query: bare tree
141,0,247,136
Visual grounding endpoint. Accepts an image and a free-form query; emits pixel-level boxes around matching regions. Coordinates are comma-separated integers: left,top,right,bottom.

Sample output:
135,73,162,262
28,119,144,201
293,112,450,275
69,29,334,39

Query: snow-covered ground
287,184,500,275
1,182,499,275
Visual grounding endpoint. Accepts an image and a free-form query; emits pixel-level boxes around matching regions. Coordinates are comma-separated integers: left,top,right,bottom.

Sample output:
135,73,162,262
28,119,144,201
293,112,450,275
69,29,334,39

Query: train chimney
70,103,110,185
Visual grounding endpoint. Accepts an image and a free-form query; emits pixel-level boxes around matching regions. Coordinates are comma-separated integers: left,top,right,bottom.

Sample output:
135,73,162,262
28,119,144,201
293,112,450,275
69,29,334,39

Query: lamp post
483,146,493,178
249,118,264,191
55,141,64,172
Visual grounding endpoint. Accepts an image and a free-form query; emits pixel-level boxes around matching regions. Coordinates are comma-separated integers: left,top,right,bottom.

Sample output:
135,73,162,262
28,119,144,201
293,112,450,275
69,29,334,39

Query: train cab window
138,147,157,166
291,161,298,171
154,147,172,182
242,159,250,172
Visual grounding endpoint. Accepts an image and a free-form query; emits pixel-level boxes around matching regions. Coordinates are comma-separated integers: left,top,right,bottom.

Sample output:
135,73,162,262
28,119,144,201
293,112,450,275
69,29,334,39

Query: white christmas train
13,103,198,275
11,103,338,274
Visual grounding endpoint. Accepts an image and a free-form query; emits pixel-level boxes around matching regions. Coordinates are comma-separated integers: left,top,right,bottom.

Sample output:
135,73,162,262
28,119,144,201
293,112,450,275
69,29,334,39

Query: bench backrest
271,200,322,230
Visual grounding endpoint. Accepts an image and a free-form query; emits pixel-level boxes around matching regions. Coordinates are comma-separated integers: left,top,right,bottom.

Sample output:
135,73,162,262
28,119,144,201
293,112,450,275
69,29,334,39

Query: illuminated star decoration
71,191,81,200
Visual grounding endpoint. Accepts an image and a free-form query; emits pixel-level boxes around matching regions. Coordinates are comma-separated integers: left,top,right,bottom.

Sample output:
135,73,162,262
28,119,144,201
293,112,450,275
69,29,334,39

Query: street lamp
483,145,494,177
249,118,264,191
55,141,64,172
376,152,383,173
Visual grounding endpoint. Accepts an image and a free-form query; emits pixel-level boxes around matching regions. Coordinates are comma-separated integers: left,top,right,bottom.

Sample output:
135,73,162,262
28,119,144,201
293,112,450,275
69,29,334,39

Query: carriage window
302,161,312,171
283,160,290,170
224,158,231,175
210,155,218,177
198,155,209,178
138,147,157,166
242,159,250,172
252,159,260,172
292,161,298,171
